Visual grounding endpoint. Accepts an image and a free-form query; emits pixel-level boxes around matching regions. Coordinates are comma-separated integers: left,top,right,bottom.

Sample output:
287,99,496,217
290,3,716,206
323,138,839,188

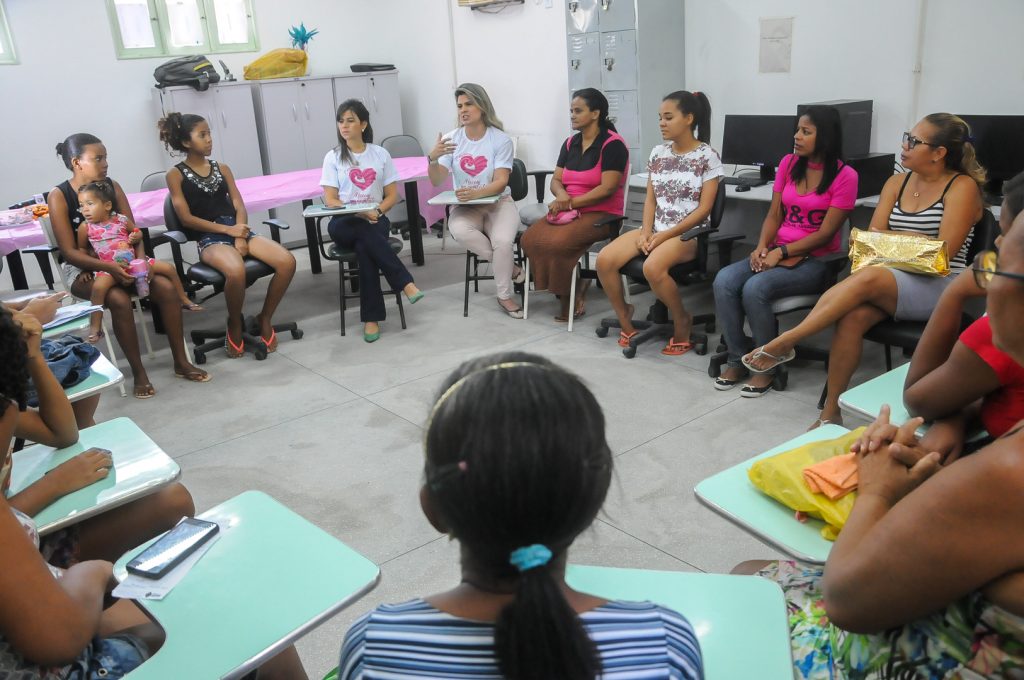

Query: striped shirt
889,173,973,270
339,598,703,679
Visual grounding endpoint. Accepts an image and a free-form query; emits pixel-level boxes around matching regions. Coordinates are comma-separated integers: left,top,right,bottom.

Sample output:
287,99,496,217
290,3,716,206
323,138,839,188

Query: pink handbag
545,209,580,225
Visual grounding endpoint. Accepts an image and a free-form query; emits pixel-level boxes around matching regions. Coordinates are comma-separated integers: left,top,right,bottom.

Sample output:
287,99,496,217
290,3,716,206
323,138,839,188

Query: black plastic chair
306,209,407,336
595,183,742,358
162,195,303,363
462,158,530,316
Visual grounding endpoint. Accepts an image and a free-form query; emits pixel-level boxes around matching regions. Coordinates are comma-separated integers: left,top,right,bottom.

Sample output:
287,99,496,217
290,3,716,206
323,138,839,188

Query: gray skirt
891,268,958,321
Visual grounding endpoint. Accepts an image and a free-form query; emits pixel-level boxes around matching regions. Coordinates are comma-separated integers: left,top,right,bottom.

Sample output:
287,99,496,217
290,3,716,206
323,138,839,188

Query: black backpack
154,55,221,91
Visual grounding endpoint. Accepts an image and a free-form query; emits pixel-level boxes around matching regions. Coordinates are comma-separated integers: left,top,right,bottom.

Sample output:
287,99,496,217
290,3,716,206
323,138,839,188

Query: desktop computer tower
846,152,895,199
797,99,873,158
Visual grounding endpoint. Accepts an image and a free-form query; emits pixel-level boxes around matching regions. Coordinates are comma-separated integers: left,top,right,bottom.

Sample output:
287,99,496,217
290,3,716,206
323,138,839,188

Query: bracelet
778,244,790,259
567,197,573,210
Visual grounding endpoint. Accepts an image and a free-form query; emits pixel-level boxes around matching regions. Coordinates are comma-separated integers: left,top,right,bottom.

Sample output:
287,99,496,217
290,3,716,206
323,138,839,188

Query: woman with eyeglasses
743,113,985,430
733,207,1024,680
900,170,1024,462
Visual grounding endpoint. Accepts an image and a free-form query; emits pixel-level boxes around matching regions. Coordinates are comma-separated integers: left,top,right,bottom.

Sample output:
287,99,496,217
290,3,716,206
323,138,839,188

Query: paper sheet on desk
112,535,219,601
302,203,378,217
43,302,104,329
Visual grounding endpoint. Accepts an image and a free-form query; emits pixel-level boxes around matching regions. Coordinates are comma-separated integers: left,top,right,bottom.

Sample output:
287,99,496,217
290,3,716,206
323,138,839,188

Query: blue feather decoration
289,23,319,50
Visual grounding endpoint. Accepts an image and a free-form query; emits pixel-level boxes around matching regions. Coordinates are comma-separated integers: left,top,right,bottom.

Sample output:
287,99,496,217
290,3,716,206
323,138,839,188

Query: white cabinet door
368,73,403,142
298,79,338,169
567,33,601,92
333,75,370,107
600,30,637,91
213,86,261,180
565,0,598,34
598,0,634,31
257,81,307,173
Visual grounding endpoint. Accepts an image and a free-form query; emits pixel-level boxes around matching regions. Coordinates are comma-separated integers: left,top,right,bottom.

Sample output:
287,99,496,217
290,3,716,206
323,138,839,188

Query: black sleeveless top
175,160,236,240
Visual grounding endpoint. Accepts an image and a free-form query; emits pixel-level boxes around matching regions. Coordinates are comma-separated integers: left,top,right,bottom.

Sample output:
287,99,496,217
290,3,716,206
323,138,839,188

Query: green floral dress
759,560,1024,679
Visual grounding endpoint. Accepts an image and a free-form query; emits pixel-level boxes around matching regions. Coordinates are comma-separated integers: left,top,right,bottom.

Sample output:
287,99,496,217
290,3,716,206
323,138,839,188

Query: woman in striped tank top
743,114,985,429
338,353,703,679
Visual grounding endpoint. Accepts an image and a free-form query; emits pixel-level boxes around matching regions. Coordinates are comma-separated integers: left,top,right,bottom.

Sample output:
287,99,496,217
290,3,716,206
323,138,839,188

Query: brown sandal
225,331,244,358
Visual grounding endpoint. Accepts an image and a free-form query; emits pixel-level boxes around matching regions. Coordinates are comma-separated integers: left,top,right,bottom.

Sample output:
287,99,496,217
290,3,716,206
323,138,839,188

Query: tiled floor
84,233,894,678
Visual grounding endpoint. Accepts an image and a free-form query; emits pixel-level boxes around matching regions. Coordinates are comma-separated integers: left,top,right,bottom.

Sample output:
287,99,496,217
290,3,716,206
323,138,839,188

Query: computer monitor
721,115,797,182
957,115,1024,195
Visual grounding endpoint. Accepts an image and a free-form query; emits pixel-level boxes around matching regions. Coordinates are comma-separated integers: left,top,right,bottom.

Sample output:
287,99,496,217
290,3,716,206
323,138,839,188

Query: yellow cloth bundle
243,49,308,80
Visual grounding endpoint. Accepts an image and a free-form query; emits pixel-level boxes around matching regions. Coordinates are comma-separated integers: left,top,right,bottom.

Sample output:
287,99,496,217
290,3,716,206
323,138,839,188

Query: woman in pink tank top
520,89,629,321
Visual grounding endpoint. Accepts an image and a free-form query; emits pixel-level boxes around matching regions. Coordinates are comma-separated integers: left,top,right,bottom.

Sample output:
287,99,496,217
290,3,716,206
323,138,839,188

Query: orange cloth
802,452,859,500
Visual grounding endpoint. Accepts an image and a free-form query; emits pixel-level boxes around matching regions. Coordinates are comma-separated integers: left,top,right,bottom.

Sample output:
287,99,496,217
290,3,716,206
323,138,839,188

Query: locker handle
604,57,615,71
220,110,227,128
304,102,310,119
601,0,610,10
373,95,378,111
568,1,578,11
570,59,581,70
291,104,297,121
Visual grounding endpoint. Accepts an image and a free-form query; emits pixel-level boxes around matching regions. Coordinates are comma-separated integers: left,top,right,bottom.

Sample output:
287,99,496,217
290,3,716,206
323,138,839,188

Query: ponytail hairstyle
424,352,612,680
334,99,374,167
663,90,712,143
54,133,103,171
790,105,845,195
923,113,987,187
157,112,206,154
0,307,30,415
454,83,505,131
571,88,617,133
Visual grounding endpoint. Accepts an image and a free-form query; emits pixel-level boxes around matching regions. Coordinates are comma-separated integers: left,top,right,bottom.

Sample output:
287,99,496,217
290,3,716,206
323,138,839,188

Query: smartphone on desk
126,517,219,579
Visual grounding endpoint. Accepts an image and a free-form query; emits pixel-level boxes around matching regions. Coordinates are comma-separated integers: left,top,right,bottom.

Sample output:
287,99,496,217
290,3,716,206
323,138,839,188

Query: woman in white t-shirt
321,100,423,343
427,83,525,318
596,91,723,355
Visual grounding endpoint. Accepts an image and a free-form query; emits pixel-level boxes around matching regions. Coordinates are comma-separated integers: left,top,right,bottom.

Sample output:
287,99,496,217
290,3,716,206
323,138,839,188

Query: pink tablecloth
125,156,450,229
0,221,47,257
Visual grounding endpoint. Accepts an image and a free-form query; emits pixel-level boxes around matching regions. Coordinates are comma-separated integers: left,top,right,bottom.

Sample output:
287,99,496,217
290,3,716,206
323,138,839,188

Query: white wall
685,0,1024,161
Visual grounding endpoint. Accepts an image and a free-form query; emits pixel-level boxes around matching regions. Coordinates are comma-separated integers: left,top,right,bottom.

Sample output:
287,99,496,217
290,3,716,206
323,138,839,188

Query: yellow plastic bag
748,427,866,541
243,48,308,80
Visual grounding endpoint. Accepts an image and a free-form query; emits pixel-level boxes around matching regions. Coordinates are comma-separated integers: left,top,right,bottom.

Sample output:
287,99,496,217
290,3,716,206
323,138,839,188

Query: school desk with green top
567,565,793,679
694,424,851,565
115,490,381,680
64,353,124,402
7,417,179,535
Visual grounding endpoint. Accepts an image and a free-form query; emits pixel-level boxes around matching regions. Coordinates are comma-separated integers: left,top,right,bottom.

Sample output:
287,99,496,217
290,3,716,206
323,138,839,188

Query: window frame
106,0,259,60
0,0,18,65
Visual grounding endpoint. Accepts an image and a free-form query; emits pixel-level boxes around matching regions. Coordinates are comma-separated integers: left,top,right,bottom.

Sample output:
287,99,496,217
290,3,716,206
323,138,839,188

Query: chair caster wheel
708,363,719,378
715,343,726,353
253,348,268,361
622,346,637,359
195,353,206,365
595,326,609,338
291,329,304,340
695,342,708,356
772,372,789,391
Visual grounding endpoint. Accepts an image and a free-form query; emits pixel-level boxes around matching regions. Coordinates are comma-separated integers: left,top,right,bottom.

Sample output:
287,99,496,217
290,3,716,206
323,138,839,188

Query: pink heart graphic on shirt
459,155,488,177
349,168,377,190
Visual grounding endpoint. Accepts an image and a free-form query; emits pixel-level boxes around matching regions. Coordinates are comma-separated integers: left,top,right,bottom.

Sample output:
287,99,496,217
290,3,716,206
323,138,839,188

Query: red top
560,131,628,216
960,316,1024,437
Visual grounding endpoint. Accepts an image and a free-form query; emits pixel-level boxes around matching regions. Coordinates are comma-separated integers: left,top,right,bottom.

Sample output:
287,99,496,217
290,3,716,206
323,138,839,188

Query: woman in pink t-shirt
712,106,858,396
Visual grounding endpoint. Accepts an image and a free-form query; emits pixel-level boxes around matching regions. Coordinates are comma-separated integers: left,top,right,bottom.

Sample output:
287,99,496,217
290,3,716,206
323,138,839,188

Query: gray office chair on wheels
380,134,426,239
595,183,742,357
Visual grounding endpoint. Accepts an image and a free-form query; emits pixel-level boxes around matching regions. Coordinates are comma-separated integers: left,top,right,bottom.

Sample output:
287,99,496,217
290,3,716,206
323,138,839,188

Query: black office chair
462,158,530,316
162,195,303,363
595,183,742,358
380,134,427,239
862,208,999,370
306,207,407,336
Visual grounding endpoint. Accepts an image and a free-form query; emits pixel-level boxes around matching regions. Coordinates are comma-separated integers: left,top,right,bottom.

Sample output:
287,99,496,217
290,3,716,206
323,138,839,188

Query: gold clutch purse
848,228,950,277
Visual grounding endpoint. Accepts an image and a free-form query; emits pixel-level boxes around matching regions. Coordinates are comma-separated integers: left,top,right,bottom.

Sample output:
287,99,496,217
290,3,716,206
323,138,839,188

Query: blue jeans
713,257,830,368
328,215,414,322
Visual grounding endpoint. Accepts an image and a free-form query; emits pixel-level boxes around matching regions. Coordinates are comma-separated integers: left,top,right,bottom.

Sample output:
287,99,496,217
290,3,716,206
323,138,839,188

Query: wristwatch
375,207,385,218
777,244,790,259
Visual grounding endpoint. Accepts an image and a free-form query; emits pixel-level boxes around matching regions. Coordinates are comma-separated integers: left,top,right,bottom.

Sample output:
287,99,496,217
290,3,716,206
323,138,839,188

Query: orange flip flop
661,338,693,356
618,330,639,348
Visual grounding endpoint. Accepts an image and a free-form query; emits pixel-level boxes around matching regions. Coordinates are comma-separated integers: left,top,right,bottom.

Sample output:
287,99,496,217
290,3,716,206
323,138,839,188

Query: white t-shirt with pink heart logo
438,126,514,196
320,143,400,205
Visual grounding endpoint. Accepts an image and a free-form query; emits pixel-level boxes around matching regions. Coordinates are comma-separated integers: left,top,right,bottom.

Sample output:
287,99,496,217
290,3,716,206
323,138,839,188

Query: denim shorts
198,216,254,253
65,634,149,679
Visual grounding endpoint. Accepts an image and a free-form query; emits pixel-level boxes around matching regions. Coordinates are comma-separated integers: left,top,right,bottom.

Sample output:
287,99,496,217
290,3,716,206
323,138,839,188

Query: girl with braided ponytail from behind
337,352,703,680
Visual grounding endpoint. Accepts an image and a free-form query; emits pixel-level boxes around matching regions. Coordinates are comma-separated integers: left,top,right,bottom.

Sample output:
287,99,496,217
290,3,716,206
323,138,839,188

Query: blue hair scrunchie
509,544,552,572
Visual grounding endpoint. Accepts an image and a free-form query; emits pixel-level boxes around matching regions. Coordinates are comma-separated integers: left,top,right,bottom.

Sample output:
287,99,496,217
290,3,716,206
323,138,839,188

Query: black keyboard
722,176,768,188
